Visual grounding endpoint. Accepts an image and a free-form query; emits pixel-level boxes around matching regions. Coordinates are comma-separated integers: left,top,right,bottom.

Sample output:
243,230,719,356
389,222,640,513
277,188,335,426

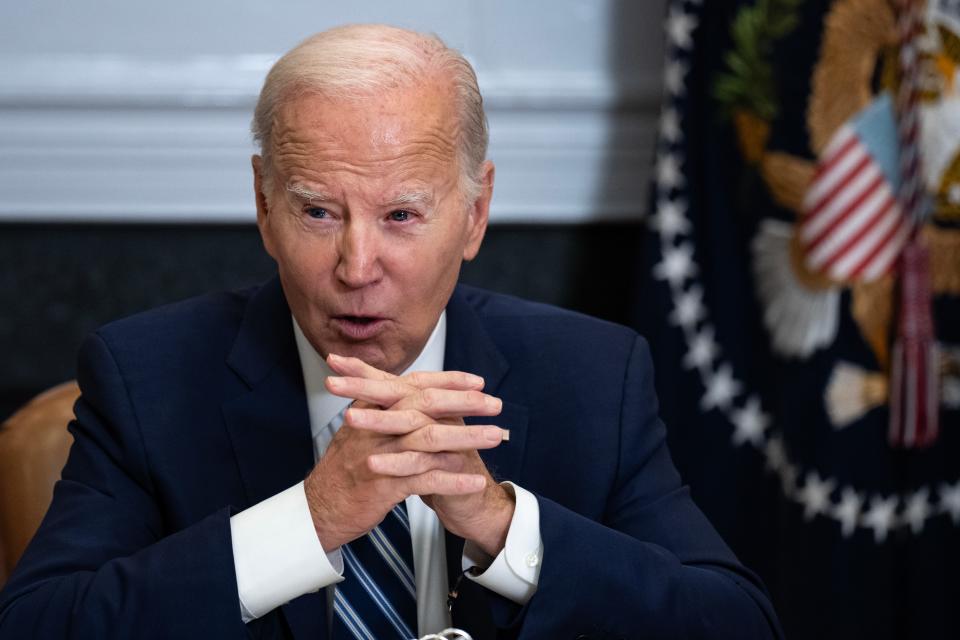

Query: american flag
799,95,912,283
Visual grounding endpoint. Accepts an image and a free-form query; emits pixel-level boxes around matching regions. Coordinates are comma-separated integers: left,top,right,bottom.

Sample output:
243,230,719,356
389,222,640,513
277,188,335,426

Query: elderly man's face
254,81,492,374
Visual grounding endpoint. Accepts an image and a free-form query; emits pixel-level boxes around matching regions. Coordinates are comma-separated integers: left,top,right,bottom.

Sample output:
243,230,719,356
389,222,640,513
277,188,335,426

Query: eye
305,207,328,219
389,209,411,222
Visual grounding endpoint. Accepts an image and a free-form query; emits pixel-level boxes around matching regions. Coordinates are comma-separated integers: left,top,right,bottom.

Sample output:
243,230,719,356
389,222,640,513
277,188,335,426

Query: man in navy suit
0,25,782,639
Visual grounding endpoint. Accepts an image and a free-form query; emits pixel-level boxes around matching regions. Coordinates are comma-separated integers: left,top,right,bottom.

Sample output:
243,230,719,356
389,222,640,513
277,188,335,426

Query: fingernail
467,373,484,386
328,353,343,361
485,396,502,411
501,429,510,442
326,376,344,388
483,426,503,442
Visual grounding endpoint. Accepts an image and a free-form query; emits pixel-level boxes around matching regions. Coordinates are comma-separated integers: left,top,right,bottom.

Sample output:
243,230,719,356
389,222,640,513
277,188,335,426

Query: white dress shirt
230,312,544,636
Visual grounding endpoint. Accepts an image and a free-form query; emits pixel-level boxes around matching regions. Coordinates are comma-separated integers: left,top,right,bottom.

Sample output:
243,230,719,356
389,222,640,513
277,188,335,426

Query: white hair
252,24,489,200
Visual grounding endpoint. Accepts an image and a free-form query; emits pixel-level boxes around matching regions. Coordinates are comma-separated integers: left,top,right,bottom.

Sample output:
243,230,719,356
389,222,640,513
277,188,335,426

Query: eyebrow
286,183,332,202
384,191,434,208
286,183,434,209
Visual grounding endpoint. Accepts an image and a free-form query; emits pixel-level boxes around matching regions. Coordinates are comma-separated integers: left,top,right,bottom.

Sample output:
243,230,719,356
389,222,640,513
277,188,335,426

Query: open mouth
332,315,388,340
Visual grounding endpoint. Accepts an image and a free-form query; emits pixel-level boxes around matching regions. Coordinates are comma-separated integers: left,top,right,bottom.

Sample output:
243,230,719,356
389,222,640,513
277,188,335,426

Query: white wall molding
0,54,660,109
0,53,658,224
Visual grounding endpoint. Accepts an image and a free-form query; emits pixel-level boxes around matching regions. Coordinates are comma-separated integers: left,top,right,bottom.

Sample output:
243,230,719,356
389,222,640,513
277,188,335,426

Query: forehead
270,82,461,189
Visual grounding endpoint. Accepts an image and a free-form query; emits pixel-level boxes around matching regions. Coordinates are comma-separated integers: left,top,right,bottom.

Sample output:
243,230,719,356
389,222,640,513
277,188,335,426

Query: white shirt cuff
230,481,344,622
462,482,542,605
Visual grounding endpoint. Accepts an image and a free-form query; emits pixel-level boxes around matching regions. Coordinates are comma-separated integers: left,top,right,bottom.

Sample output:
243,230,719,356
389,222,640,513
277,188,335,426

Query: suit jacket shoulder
92,286,254,372
453,283,640,373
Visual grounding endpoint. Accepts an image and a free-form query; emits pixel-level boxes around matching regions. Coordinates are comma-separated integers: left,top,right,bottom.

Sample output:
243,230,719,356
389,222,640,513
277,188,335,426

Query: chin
333,341,403,374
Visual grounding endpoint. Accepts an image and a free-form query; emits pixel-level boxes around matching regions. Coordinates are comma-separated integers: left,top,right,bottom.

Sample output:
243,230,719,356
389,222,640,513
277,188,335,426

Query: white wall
0,0,665,223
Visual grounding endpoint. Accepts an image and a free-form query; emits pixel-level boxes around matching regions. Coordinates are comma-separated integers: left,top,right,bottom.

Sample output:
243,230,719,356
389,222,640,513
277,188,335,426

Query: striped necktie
328,411,418,640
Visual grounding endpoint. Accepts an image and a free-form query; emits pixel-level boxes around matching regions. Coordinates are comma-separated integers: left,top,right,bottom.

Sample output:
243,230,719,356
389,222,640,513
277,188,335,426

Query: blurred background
2,1,959,638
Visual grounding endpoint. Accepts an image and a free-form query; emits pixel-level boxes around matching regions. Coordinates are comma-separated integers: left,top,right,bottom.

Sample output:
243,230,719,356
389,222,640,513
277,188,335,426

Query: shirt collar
293,312,448,438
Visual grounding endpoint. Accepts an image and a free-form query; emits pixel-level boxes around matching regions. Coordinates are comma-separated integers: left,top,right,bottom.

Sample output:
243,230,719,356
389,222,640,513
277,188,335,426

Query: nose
335,218,384,289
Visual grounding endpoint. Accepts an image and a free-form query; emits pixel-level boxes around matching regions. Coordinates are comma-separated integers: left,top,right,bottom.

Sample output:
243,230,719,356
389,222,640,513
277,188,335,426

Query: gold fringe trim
807,0,897,155
923,225,960,295
851,275,894,370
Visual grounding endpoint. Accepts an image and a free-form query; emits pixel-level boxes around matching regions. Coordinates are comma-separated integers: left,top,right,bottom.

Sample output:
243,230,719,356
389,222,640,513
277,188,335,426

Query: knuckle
405,410,422,429
421,424,440,449
407,372,426,388
420,387,439,409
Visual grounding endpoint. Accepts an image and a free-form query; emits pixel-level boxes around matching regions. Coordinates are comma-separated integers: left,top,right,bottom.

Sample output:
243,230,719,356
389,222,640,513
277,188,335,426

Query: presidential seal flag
637,0,960,638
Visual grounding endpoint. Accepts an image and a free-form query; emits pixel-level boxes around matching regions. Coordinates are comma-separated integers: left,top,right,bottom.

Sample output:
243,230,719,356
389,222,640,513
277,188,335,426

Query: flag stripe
854,213,911,280
823,196,899,277
803,147,872,229
803,135,866,211
817,125,856,161
802,157,880,242
806,175,890,267
809,134,857,187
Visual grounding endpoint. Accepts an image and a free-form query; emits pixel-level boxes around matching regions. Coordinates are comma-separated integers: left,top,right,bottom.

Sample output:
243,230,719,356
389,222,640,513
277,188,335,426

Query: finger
401,424,507,452
345,407,432,435
325,375,416,407
327,353,394,381
402,370,485,391
400,470,487,496
328,355,485,392
368,451,466,476
328,378,501,418
392,387,502,418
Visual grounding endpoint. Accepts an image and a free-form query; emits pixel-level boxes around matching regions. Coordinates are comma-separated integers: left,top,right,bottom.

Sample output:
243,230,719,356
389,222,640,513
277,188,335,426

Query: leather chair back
0,382,79,588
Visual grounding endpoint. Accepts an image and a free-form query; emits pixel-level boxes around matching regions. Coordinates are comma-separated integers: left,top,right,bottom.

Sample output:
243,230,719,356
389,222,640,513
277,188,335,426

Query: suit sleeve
0,333,250,639
510,336,784,639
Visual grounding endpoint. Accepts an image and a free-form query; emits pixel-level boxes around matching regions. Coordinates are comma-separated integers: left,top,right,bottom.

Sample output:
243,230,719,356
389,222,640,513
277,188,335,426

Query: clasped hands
303,354,514,557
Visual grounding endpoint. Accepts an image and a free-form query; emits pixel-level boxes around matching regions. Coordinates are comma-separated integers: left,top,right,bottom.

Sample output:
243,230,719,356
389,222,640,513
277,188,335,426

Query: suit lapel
443,287,530,637
444,287,529,480
221,277,327,640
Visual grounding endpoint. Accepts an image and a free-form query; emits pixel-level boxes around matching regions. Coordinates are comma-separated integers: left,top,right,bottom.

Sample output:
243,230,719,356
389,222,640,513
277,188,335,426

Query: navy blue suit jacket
0,278,782,639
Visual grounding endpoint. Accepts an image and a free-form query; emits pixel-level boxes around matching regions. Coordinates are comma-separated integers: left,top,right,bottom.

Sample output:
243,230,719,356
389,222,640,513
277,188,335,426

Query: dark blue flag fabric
637,1,960,638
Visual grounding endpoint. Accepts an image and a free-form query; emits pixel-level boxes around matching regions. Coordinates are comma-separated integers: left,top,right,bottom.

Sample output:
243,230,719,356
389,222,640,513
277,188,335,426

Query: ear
252,154,277,259
462,160,494,261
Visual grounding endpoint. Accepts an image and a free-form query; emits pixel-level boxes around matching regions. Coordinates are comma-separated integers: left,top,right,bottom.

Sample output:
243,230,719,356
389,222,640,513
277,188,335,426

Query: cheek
272,227,335,292
391,234,465,301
